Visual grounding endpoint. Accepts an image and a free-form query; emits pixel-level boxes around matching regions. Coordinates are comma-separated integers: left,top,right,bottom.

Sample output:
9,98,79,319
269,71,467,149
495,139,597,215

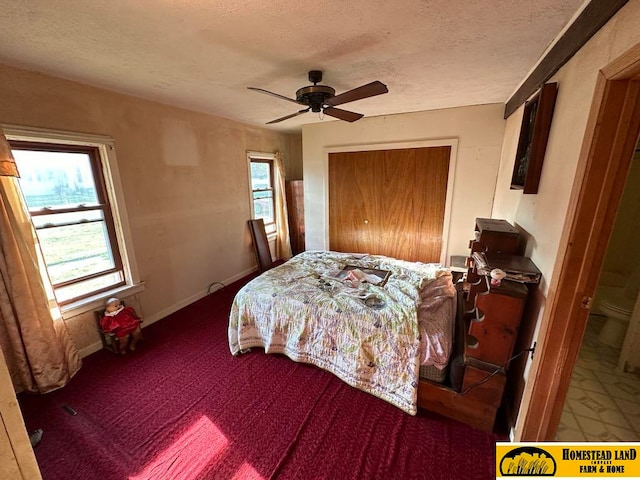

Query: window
5,125,141,310
249,154,276,235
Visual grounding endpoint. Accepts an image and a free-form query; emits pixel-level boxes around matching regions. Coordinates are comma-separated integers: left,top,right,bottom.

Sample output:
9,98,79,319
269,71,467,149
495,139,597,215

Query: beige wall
302,103,506,262
0,63,301,354
492,0,640,432
494,1,640,295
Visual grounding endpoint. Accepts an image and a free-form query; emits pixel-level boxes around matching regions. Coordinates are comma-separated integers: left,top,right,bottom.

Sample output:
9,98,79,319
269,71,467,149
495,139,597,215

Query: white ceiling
0,0,586,133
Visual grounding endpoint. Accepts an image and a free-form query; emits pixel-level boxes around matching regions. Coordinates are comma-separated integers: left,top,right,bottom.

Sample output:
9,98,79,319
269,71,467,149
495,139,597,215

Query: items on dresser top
472,251,542,284
471,218,521,254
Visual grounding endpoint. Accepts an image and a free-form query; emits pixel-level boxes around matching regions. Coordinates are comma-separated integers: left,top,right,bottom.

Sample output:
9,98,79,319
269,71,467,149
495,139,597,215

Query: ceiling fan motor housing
296,85,335,112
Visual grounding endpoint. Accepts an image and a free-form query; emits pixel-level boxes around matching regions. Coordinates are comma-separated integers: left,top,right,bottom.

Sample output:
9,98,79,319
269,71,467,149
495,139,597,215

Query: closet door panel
411,146,450,262
329,151,384,254
329,146,449,262
379,148,418,261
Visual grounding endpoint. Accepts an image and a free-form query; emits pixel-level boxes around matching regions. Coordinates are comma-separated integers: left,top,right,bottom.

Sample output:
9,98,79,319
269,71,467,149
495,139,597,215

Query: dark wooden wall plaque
510,82,558,194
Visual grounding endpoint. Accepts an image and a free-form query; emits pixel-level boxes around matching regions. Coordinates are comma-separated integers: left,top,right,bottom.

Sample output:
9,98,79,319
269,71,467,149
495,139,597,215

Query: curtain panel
275,152,292,261
0,171,81,393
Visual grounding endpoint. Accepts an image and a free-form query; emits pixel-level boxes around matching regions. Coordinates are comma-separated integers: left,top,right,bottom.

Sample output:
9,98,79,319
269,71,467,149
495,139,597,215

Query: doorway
555,143,640,441
516,45,640,441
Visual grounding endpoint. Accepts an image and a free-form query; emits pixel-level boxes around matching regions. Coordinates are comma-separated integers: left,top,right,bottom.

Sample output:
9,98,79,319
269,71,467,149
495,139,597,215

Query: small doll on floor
100,297,143,354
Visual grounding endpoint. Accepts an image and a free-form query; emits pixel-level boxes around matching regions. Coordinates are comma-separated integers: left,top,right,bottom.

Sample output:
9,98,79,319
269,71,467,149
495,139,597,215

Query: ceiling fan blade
323,107,364,123
324,80,388,107
247,87,302,105
266,108,310,124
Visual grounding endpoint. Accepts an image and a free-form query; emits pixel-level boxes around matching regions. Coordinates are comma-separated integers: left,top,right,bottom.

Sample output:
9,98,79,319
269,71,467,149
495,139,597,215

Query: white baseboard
79,342,103,358
143,265,257,327
79,266,257,358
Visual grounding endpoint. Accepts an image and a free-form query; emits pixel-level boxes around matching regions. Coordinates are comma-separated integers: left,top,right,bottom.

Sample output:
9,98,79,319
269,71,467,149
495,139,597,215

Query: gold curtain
0,131,81,393
0,128,19,177
274,152,292,261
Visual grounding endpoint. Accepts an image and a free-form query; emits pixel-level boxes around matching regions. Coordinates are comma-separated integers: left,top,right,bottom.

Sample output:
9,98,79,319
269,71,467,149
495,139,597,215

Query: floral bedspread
228,251,455,415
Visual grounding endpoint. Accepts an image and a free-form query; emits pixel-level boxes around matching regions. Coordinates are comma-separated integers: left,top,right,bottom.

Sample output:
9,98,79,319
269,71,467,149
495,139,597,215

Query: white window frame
247,151,277,237
2,124,144,317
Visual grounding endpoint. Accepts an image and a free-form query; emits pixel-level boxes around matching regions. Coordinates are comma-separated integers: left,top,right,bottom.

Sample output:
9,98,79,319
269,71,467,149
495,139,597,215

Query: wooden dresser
418,218,534,432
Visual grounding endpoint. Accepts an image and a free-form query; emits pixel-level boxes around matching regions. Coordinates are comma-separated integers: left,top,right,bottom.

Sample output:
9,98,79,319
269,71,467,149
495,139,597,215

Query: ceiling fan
248,70,388,124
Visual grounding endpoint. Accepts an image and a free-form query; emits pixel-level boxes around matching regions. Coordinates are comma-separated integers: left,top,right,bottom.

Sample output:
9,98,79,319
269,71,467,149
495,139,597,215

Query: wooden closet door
329,146,450,263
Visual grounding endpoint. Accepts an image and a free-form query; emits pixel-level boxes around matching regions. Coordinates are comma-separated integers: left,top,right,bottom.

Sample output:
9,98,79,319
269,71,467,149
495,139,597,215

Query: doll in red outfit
100,297,143,354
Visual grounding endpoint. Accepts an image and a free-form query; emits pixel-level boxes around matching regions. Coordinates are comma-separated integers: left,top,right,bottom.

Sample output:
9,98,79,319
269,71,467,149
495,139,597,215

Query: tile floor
556,315,640,441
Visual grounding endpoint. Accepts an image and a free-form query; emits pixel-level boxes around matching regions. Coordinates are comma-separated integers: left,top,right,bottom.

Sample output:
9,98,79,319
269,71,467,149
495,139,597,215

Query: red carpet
19,277,501,479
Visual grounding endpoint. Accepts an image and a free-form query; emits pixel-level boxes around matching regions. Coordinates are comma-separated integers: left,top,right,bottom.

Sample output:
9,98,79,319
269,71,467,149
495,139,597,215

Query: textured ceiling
0,0,586,133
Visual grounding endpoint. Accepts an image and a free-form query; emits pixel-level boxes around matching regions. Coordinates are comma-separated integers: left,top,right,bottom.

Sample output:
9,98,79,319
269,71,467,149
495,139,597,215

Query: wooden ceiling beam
504,0,629,118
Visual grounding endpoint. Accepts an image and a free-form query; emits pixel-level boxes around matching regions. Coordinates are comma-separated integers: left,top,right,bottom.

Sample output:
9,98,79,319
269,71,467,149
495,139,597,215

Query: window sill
61,281,146,319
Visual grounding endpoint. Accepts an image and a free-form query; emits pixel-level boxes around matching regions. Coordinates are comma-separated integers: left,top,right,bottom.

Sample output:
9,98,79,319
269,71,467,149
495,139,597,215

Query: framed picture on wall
511,82,558,194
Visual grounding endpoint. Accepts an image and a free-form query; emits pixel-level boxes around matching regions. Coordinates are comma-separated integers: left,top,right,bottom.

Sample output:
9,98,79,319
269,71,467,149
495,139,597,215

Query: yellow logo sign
499,446,556,476
496,443,640,478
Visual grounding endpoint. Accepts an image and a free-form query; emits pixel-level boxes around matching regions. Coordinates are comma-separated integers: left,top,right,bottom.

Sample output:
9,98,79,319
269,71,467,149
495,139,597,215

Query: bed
228,250,457,415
